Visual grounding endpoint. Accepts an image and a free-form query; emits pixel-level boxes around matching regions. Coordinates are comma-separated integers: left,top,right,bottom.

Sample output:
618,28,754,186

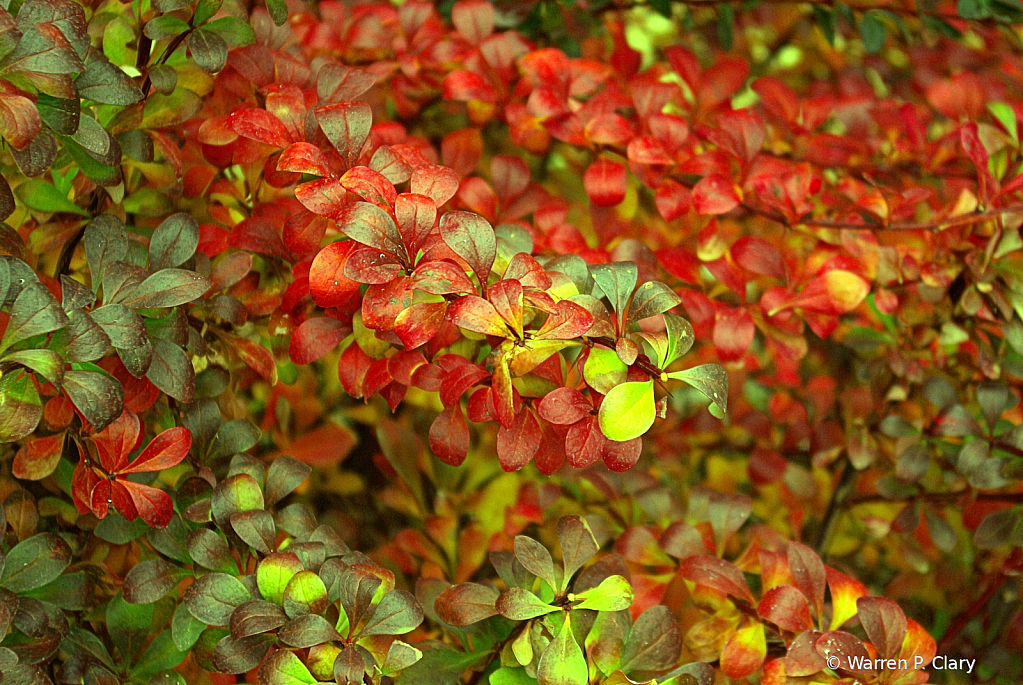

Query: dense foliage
0,0,1021,683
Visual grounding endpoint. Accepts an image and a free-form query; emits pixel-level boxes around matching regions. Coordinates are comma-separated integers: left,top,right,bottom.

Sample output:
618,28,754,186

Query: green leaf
183,572,251,625
145,16,190,41
256,553,304,606
108,592,155,663
491,668,535,685
265,0,288,26
121,268,211,309
204,16,256,47
574,575,633,612
131,632,188,680
667,364,729,417
194,0,224,25
23,571,93,610
172,601,206,651
813,5,837,45
392,642,488,685
537,612,587,685
63,365,124,432
76,55,144,105
62,626,117,671
860,12,886,53
514,535,559,592
90,303,147,349
149,213,200,271
1,24,84,74
0,532,70,592
957,0,989,18
380,641,423,676
146,337,196,403
264,455,312,507
649,0,672,17
283,570,328,618
598,380,655,442
557,516,598,590
3,349,64,388
37,93,79,135
496,587,559,620
989,102,1018,144
717,3,735,51
628,281,681,325
663,312,695,367
15,179,88,216
583,347,628,395
590,261,637,323
189,28,228,73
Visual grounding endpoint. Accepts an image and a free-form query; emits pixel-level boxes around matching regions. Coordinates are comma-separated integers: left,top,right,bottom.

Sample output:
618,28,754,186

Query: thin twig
937,570,1008,651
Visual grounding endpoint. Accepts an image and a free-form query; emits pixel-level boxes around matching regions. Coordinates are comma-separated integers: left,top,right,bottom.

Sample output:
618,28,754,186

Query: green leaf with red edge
358,589,423,638
185,573,251,625
434,582,499,626
826,567,867,630
120,427,191,474
856,596,906,660
0,90,42,150
63,365,123,432
439,211,496,289
315,101,372,168
4,349,65,389
590,262,637,322
667,365,728,418
598,380,655,442
188,27,227,73
514,535,559,591
428,403,470,467
757,585,814,632
447,295,510,337
620,605,682,674
693,174,741,215
283,570,328,618
1,281,69,353
496,586,558,620
257,553,303,606
2,23,84,74
585,158,627,207
0,532,71,592
289,316,351,365
123,558,190,604
339,201,405,257
678,555,755,603
720,622,766,679
627,281,681,325
120,269,211,309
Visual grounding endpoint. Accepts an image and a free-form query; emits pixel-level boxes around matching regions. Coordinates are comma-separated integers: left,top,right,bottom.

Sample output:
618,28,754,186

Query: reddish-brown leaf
315,100,371,168
447,295,510,337
429,404,470,467
395,302,447,350
731,236,786,279
692,174,740,215
411,164,459,207
496,409,541,472
120,427,191,474
788,542,826,620
678,555,755,603
602,436,642,472
224,108,292,148
584,158,626,207
534,299,593,340
757,585,814,633
538,387,591,425
119,479,174,528
856,597,907,660
289,317,351,365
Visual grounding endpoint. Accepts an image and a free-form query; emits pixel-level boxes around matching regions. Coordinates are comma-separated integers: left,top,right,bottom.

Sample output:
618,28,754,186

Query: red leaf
731,236,786,279
772,271,868,316
497,409,541,472
13,434,65,481
362,277,412,331
692,174,741,215
429,404,471,466
344,247,403,284
439,363,491,408
120,427,192,474
295,177,349,220
679,555,756,603
395,302,447,350
289,316,351,365
720,623,766,679
341,166,397,208
785,630,826,677
565,416,604,468
534,299,593,340
411,164,459,208
627,136,673,165
856,597,907,660
92,410,141,473
315,101,372,168
655,179,691,221
713,307,754,362
339,201,405,258
708,109,765,165
395,193,438,257
411,260,476,295
317,64,377,103
232,335,278,385
442,128,483,177
0,90,42,150
230,216,290,259
601,436,641,472
338,341,373,399
452,0,494,43
489,279,524,337
584,159,626,207
752,77,799,124
788,542,826,620
309,241,361,307
757,585,814,632
442,70,496,103
118,479,173,528
447,295,509,337
698,56,750,113
538,387,591,425
224,108,292,148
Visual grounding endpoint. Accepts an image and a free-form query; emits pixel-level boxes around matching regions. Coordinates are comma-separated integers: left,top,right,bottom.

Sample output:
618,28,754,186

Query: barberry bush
0,0,1022,683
